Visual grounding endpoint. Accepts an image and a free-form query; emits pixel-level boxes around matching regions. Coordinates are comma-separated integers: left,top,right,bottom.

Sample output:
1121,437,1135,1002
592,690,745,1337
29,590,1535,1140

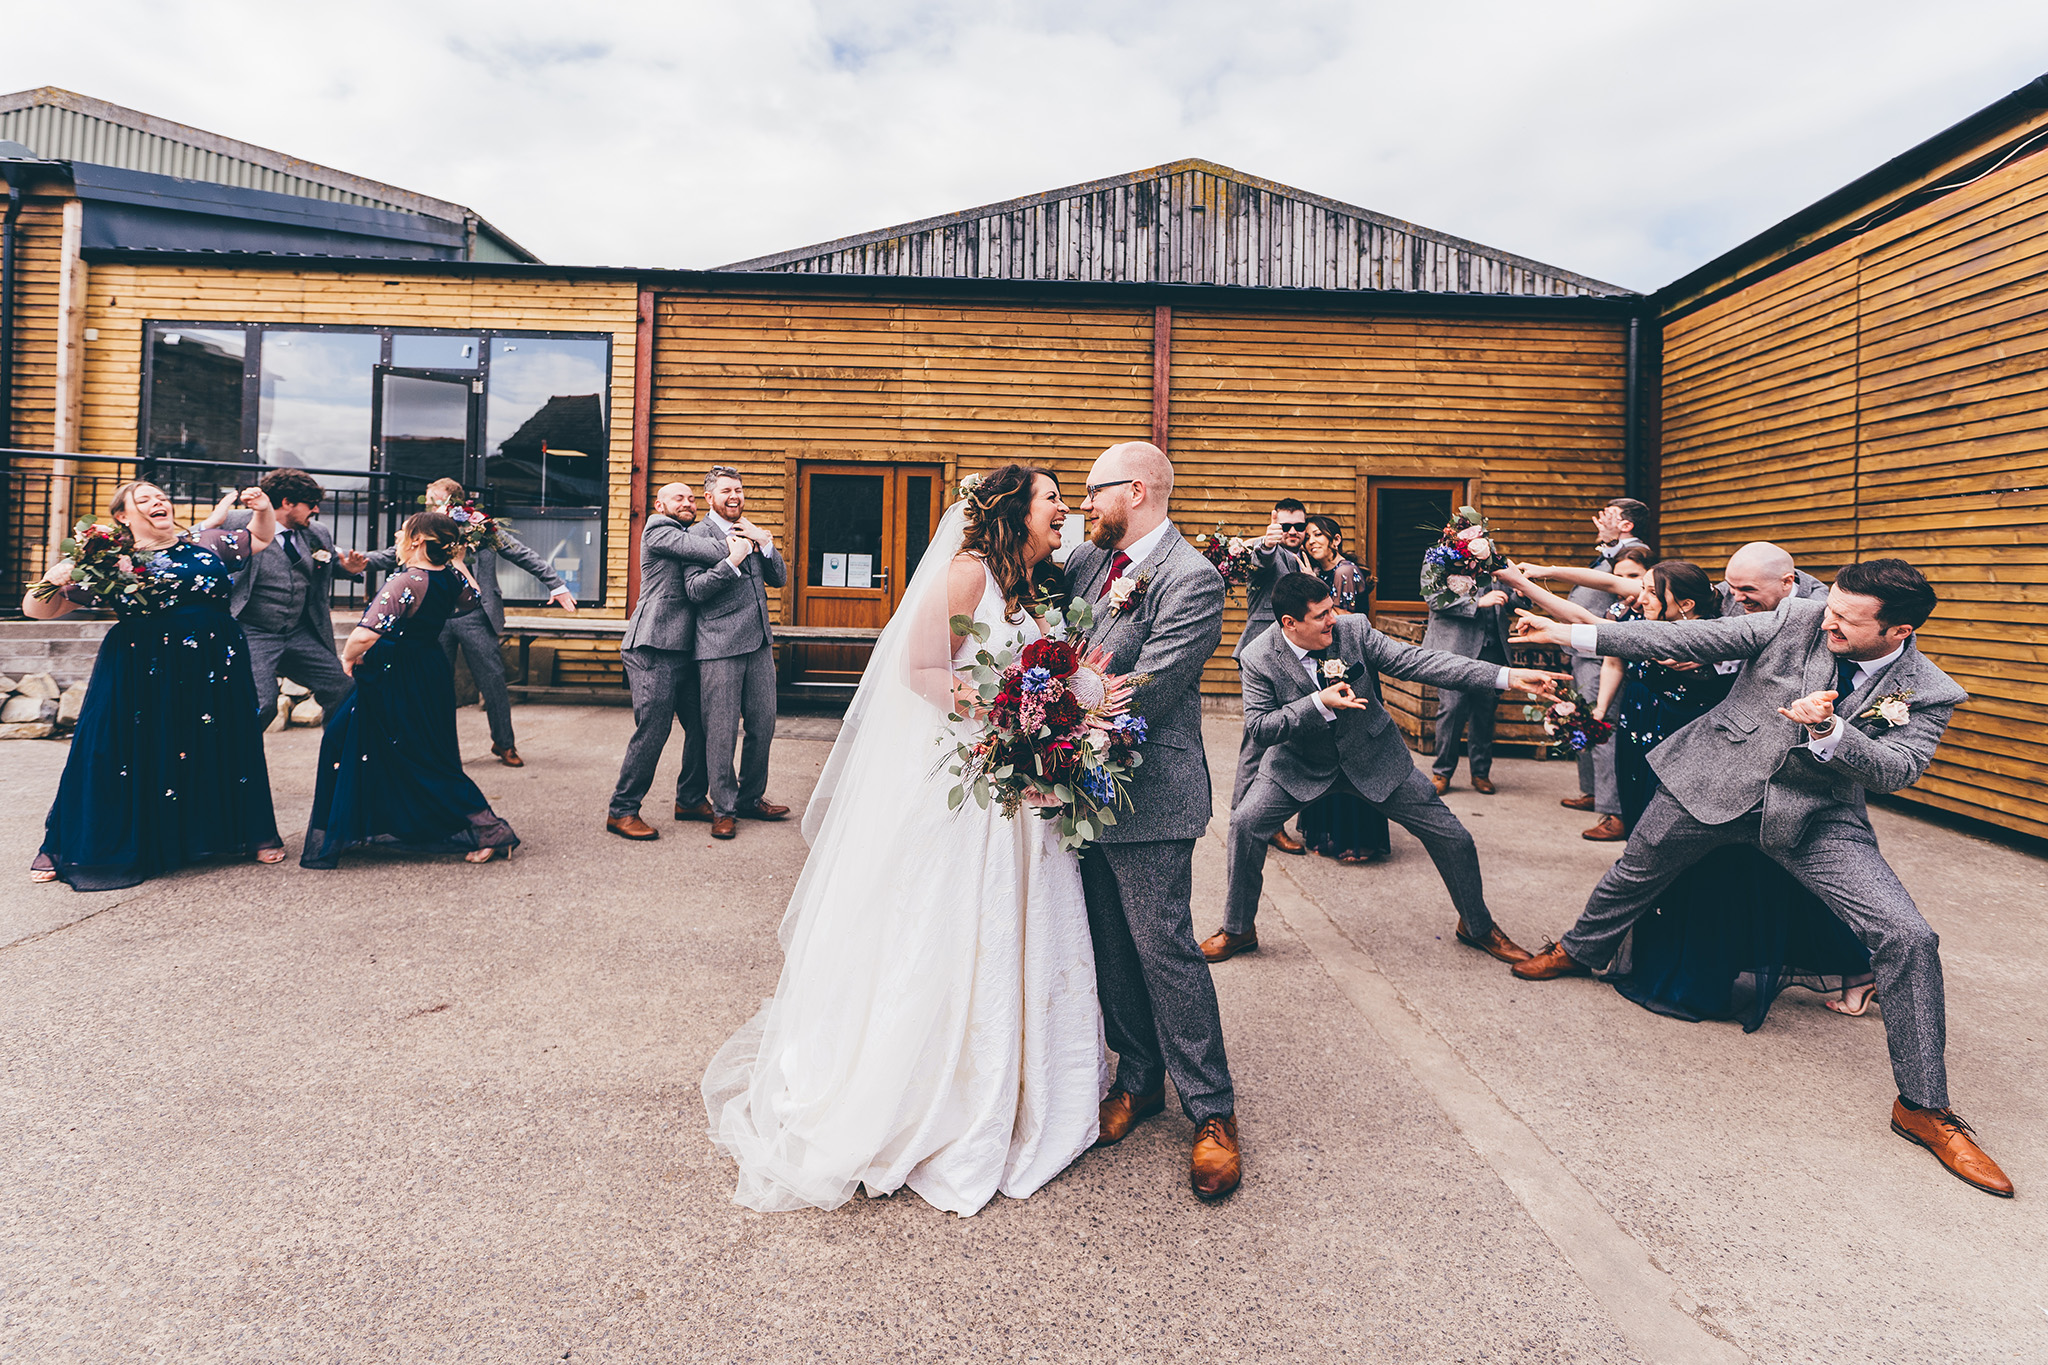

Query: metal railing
1,448,430,614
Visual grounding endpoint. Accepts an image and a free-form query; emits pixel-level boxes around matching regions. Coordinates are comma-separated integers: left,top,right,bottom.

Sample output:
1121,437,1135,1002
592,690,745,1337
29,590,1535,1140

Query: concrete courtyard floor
1,705,2043,1363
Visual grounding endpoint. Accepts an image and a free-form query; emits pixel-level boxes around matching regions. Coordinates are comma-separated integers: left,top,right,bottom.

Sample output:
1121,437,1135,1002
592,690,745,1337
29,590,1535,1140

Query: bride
701,463,1109,1216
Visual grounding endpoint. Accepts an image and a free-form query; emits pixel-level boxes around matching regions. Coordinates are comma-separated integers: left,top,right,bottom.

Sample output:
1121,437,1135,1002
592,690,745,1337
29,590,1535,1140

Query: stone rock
266,708,290,734
16,672,61,701
278,677,312,699
0,675,17,694
58,682,88,727
0,721,55,740
1,695,52,723
289,698,325,728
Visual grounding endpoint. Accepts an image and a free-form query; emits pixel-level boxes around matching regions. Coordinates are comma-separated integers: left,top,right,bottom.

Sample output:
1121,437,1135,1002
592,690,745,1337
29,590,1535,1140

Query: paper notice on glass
821,552,847,587
847,553,874,589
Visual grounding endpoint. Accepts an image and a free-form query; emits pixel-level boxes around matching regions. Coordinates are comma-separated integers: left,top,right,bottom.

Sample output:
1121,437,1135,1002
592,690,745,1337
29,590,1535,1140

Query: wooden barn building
2,83,2042,842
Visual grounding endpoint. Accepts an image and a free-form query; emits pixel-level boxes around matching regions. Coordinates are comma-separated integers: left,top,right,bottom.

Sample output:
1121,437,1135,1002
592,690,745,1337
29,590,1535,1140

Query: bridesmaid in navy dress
1501,560,1874,1029
302,511,519,869
25,481,285,889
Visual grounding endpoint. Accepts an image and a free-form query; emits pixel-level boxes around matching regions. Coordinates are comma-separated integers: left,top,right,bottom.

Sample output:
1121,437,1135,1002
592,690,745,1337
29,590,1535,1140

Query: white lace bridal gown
702,555,1108,1216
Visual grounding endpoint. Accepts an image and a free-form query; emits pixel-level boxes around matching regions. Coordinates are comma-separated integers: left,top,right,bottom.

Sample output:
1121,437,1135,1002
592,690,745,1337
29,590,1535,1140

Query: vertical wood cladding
1660,137,2048,839
5,197,68,450
77,265,640,609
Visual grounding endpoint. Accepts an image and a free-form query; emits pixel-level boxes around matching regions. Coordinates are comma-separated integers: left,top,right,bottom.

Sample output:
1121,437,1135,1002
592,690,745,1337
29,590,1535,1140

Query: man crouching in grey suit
1209,572,1559,968
1511,559,2013,1198
605,482,730,840
1065,441,1242,1200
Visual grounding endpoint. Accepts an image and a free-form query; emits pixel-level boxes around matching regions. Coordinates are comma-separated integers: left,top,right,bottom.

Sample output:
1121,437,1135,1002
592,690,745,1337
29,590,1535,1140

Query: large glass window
146,328,244,463
256,331,381,483
485,337,609,508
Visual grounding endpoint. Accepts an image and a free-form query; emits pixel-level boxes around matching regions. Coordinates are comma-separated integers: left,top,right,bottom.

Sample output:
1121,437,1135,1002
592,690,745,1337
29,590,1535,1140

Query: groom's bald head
1084,441,1175,550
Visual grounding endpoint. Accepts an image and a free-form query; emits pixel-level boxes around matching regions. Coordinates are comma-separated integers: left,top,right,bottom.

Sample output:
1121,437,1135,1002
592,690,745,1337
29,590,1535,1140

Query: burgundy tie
1097,550,1131,599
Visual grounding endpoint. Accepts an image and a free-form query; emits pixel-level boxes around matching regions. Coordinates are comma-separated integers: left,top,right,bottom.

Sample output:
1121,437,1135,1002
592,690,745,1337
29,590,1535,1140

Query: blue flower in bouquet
1079,767,1115,803
1112,714,1147,743
1424,544,1462,568
450,508,472,523
1019,666,1052,693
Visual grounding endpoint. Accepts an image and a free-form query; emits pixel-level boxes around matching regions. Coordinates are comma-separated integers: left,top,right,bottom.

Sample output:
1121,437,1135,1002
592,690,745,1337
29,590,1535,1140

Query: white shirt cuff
1805,715,1846,761
1569,622,1601,654
1311,694,1336,721
1713,660,1742,675
1494,665,1513,690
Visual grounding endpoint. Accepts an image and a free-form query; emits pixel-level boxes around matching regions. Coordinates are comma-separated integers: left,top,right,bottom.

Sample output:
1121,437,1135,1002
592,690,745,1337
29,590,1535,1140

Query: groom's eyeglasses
1084,479,1135,496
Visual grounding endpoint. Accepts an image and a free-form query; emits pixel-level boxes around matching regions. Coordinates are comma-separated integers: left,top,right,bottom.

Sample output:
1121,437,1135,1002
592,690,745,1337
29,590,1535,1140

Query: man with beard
606,482,732,839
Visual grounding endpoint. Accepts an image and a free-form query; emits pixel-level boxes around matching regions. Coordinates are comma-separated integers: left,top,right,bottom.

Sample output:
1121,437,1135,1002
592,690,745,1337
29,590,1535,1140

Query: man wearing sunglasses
1231,499,1311,850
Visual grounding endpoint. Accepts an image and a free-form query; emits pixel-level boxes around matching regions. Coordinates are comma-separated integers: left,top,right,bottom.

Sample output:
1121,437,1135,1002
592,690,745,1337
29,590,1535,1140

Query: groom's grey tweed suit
1562,598,1966,1108
1226,616,1505,937
1067,524,1234,1123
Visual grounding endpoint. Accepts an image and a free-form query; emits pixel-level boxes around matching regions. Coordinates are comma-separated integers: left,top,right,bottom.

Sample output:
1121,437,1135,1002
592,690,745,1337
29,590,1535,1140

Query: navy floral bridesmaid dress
35,527,283,890
301,565,519,868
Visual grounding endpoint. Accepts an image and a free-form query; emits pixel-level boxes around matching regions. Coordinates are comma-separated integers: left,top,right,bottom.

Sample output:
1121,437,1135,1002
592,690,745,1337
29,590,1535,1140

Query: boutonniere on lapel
1102,570,1152,617
310,548,332,566
1318,655,1363,686
1856,690,1914,730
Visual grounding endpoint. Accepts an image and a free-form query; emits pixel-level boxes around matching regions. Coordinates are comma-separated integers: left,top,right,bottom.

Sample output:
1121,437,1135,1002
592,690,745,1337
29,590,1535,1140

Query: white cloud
7,1,2047,289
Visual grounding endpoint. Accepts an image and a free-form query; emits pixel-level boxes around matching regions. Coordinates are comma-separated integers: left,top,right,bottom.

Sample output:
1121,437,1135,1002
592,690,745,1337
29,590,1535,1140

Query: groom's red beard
1088,506,1128,549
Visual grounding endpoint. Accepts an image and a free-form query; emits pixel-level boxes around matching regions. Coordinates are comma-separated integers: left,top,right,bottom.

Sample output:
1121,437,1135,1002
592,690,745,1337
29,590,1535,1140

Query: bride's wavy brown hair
960,463,1065,622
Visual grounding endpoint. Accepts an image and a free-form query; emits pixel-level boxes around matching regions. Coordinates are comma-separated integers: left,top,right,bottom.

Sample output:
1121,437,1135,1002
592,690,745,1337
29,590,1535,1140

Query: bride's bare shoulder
947,552,991,619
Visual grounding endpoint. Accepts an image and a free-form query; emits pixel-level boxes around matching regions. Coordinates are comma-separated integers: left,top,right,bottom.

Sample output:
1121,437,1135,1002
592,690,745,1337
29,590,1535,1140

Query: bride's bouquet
946,599,1148,851
1419,506,1510,611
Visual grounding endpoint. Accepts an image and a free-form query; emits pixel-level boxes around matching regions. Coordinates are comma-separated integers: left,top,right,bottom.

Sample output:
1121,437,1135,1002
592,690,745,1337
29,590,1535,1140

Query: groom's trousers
1081,840,1235,1124
1225,767,1496,938
1562,788,1949,1109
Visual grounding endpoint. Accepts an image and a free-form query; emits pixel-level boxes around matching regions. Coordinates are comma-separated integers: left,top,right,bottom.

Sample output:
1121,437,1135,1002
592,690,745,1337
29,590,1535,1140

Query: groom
1511,559,2013,1198
1066,441,1242,1201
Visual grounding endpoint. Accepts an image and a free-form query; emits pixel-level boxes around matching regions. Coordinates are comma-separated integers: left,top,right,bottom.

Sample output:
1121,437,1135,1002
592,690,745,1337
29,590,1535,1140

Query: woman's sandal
256,847,288,865
1825,983,1879,1016
465,846,508,864
30,869,58,883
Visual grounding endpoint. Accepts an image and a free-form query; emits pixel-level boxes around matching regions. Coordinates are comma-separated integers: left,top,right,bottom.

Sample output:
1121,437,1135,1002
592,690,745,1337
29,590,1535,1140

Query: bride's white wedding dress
702,515,1107,1216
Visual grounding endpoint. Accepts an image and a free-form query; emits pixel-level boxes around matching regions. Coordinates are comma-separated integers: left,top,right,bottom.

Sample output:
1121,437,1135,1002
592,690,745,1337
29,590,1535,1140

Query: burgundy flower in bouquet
948,599,1150,851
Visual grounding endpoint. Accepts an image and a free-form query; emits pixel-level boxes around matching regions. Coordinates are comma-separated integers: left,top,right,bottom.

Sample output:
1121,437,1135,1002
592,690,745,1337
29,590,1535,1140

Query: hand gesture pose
1778,688,1839,737
1473,588,1509,609
1261,517,1284,549
337,548,370,575
1505,668,1571,700
1317,680,1371,711
725,531,754,567
238,485,273,512
735,516,774,554
549,589,578,612
1511,608,1571,646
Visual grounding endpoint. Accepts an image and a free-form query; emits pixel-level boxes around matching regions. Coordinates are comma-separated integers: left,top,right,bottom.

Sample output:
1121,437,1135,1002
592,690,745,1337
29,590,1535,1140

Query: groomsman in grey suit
1230,498,1310,854
605,482,729,840
1066,441,1242,1200
681,465,790,841
1512,559,2012,1198
1718,541,1830,618
1421,579,1520,796
354,478,576,767
1209,572,1556,967
213,469,357,729
1562,497,1651,840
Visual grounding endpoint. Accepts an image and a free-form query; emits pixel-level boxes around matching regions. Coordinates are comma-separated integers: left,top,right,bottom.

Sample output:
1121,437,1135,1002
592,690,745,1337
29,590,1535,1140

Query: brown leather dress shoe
1455,920,1532,964
1268,827,1305,855
1471,776,1496,795
1560,792,1596,811
1431,774,1451,795
1200,928,1259,963
739,799,790,820
606,814,660,841
1512,941,1591,980
710,815,738,840
1891,1100,2014,1196
1093,1087,1165,1147
674,800,714,822
493,745,525,768
1190,1115,1241,1201
1582,814,1626,841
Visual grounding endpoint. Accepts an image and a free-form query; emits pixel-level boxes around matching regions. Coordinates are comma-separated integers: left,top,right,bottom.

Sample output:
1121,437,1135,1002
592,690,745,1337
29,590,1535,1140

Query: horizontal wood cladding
75,265,640,611
747,166,1618,297
1659,139,2048,841
1165,310,1629,690
5,197,68,450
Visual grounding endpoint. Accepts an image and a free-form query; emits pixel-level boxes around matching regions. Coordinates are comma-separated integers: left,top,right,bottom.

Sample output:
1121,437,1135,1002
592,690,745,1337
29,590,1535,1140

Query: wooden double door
790,461,946,684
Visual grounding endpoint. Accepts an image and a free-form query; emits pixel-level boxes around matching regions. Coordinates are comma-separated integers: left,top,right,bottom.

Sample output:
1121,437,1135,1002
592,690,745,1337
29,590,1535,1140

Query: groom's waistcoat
1065,525,1225,844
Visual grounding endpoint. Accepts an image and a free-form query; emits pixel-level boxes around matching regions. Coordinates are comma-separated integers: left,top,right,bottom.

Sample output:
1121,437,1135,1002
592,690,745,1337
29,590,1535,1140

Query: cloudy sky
9,1,2048,290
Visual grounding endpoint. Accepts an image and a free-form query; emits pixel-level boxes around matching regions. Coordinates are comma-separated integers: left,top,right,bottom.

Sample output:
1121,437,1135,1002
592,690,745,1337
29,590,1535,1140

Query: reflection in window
485,337,607,509
147,328,245,463
496,513,599,603
391,334,479,370
257,331,381,484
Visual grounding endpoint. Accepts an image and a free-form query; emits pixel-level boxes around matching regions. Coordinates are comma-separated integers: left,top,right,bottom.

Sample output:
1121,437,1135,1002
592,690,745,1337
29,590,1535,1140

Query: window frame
1364,476,1472,619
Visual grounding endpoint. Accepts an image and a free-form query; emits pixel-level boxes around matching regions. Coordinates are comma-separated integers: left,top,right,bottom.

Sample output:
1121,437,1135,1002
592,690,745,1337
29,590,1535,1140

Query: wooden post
626,285,655,613
1151,304,1171,452
49,199,86,555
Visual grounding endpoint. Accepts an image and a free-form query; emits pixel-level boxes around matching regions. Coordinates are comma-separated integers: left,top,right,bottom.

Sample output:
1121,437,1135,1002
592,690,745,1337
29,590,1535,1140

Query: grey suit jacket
1595,598,1965,848
1717,568,1828,616
220,510,354,639
1067,524,1226,843
681,518,788,661
620,514,726,654
1244,614,1501,804
1566,536,1649,619
1231,543,1301,658
1421,590,1523,661
363,527,567,635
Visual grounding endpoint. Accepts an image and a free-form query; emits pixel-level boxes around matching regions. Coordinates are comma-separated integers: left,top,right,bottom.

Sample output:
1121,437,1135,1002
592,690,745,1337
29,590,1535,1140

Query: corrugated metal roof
0,86,539,261
722,159,1630,297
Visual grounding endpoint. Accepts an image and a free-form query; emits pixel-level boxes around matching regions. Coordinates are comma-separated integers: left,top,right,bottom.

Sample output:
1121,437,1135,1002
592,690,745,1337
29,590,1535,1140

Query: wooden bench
497,617,888,705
